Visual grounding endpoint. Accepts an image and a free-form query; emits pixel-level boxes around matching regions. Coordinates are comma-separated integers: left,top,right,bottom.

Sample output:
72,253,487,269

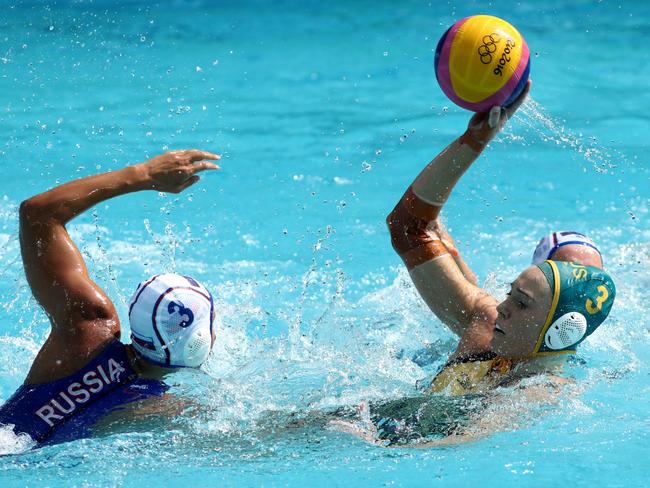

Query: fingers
166,149,221,174
505,79,532,118
487,106,501,129
176,175,200,193
191,160,220,172
184,149,220,162
169,149,220,162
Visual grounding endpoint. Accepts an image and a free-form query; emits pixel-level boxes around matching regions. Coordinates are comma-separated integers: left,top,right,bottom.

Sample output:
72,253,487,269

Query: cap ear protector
543,312,587,350
532,260,615,355
532,231,601,265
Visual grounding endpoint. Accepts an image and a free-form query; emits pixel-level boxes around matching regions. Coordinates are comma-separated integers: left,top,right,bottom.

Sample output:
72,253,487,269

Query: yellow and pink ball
435,15,530,112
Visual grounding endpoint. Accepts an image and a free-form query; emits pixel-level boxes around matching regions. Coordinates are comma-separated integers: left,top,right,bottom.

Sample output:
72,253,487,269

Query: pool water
0,0,648,486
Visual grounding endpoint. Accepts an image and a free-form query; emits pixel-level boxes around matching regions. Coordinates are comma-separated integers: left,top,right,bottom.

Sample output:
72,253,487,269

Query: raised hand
465,79,531,148
138,149,221,193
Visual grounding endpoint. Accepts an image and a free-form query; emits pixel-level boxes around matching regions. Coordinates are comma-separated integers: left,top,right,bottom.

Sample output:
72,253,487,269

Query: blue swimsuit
0,340,168,446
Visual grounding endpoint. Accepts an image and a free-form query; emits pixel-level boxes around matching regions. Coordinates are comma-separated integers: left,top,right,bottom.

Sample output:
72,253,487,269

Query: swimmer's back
0,340,168,445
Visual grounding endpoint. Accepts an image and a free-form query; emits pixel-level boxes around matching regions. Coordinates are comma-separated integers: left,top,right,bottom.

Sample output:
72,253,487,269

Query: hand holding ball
435,15,530,112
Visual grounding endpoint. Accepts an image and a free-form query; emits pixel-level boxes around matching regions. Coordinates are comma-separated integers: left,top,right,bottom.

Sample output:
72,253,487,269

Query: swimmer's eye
506,290,526,309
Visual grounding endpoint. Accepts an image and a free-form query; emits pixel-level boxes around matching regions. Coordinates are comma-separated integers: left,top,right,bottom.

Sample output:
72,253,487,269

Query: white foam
0,424,35,455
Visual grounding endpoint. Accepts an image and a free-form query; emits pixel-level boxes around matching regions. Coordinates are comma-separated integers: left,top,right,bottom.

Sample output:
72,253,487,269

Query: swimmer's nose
497,301,509,320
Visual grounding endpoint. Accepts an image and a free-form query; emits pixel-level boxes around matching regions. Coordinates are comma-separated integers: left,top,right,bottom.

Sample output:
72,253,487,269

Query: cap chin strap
531,260,584,356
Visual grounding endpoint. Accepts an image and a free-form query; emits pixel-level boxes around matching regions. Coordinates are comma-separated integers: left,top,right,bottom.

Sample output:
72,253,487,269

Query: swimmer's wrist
459,131,487,153
126,164,156,191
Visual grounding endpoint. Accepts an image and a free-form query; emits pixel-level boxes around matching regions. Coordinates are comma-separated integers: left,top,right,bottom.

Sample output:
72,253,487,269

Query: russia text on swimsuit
35,358,127,427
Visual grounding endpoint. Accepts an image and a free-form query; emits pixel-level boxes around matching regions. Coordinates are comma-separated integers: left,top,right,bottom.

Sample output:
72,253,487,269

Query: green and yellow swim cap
532,260,616,355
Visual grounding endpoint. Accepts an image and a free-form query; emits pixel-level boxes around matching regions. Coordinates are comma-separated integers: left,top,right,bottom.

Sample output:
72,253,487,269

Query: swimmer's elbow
20,197,60,227
385,207,403,253
19,199,42,225
385,209,396,236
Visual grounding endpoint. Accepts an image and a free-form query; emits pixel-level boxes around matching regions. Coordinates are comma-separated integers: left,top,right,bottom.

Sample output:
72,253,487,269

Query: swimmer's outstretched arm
386,82,530,344
19,150,219,383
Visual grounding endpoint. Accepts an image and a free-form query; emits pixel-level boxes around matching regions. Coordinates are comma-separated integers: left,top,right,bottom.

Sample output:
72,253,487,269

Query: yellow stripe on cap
532,260,561,354
449,15,524,103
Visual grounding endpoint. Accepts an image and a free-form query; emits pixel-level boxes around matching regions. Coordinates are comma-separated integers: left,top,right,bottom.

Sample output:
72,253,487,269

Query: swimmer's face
550,245,603,268
492,266,552,358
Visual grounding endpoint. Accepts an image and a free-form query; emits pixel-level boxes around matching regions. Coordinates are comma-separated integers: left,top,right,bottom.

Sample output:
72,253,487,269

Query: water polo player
531,231,602,268
385,81,616,396
0,150,219,446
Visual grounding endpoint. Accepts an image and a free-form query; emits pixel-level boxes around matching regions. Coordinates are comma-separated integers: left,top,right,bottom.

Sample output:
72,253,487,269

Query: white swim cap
128,273,214,368
531,231,601,265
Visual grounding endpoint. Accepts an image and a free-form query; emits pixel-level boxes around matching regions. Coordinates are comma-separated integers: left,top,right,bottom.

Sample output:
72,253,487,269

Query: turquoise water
1,0,649,485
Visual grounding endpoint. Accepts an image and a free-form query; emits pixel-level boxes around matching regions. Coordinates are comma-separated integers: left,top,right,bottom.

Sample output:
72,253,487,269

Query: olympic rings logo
477,33,501,64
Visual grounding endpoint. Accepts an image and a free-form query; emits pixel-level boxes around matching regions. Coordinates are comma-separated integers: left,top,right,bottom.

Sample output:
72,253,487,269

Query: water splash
288,225,336,359
508,97,627,175
0,425,35,455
